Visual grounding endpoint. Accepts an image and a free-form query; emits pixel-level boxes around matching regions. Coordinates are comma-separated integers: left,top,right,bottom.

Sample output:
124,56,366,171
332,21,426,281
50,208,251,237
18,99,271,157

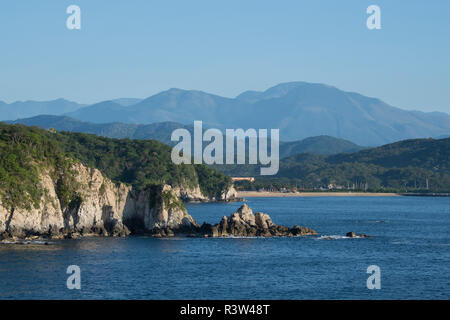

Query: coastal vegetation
0,123,231,210
229,138,450,193
0,124,79,210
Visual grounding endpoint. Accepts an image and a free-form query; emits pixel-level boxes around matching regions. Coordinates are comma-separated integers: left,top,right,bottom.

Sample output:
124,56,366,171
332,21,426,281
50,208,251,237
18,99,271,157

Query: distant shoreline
237,191,399,197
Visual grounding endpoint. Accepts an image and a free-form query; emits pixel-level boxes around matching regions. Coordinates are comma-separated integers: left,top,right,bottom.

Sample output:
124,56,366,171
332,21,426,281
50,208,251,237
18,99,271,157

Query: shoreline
237,191,400,197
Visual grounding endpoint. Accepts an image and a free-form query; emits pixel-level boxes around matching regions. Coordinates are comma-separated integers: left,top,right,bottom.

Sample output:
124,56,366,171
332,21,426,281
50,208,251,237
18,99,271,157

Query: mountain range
0,98,84,120
0,98,141,121
2,82,449,146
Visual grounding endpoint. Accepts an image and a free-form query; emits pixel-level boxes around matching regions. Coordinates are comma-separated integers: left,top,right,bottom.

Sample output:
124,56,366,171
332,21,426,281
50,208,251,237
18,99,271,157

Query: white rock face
63,163,134,236
173,184,238,202
204,204,318,238
232,204,256,226
220,185,238,201
254,212,274,229
1,169,65,237
0,201,8,234
173,184,208,202
139,185,198,230
0,162,199,239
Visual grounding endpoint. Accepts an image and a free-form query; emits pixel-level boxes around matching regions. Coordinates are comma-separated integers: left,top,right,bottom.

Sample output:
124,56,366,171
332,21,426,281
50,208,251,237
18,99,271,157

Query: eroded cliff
0,162,199,240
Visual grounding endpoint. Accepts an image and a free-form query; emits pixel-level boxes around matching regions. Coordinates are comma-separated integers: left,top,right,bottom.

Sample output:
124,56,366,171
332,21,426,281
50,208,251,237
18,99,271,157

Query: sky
0,0,449,113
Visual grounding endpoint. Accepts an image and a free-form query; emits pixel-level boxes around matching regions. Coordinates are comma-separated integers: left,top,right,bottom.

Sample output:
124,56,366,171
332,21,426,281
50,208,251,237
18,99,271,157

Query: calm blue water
0,197,449,300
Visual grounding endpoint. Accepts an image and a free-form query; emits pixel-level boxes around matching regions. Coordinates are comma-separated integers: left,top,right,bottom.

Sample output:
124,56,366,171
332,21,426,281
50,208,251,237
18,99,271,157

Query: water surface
0,196,449,299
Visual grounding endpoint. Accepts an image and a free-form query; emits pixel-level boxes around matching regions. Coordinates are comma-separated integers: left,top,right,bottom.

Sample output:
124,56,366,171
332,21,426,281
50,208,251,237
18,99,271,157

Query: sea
0,196,449,300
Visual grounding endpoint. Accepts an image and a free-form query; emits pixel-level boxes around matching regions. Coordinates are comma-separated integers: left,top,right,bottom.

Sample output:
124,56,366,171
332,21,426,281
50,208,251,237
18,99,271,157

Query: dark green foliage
8,115,191,146
0,124,79,210
0,123,231,210
281,138,450,191
50,131,231,196
228,138,450,192
51,131,198,190
196,164,232,198
55,176,81,210
161,189,186,211
68,194,83,211
327,138,450,171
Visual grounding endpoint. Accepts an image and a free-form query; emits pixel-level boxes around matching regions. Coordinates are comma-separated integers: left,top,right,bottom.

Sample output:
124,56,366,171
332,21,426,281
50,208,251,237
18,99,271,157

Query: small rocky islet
150,204,318,238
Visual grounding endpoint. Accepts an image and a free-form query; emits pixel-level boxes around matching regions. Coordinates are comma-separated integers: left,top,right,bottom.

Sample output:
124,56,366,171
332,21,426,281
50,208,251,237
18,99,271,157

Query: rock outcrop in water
198,204,317,238
346,232,372,238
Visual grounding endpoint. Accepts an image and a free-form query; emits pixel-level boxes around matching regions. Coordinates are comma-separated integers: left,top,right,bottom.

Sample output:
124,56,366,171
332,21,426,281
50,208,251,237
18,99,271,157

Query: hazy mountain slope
128,88,243,128
410,110,450,130
65,101,130,123
6,115,191,145
6,115,139,139
279,135,364,157
112,98,143,106
0,99,84,121
7,115,365,157
236,82,450,146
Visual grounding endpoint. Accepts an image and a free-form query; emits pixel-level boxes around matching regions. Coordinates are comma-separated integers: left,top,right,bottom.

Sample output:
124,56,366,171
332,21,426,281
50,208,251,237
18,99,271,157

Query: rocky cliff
0,162,199,240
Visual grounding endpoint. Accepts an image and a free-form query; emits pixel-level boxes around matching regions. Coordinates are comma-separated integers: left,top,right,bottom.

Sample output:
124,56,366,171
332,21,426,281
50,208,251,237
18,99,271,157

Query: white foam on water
0,240,52,245
316,235,351,240
315,235,369,240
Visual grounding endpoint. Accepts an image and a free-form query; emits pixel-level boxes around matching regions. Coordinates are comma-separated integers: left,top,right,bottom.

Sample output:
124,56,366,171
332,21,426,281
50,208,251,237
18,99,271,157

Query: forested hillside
230,138,450,192
0,123,231,211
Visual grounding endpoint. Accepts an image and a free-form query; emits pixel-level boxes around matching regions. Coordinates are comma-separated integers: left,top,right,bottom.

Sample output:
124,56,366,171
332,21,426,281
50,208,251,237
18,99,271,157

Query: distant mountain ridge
5,115,190,145
66,82,450,145
2,82,449,145
279,136,364,157
0,98,84,121
6,115,364,157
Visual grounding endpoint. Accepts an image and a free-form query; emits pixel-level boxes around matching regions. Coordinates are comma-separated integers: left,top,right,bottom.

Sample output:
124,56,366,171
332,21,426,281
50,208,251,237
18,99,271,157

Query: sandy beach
237,191,399,197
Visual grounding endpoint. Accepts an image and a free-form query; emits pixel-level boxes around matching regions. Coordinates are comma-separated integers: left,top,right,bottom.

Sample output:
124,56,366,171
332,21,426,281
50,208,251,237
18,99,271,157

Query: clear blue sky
0,0,449,113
